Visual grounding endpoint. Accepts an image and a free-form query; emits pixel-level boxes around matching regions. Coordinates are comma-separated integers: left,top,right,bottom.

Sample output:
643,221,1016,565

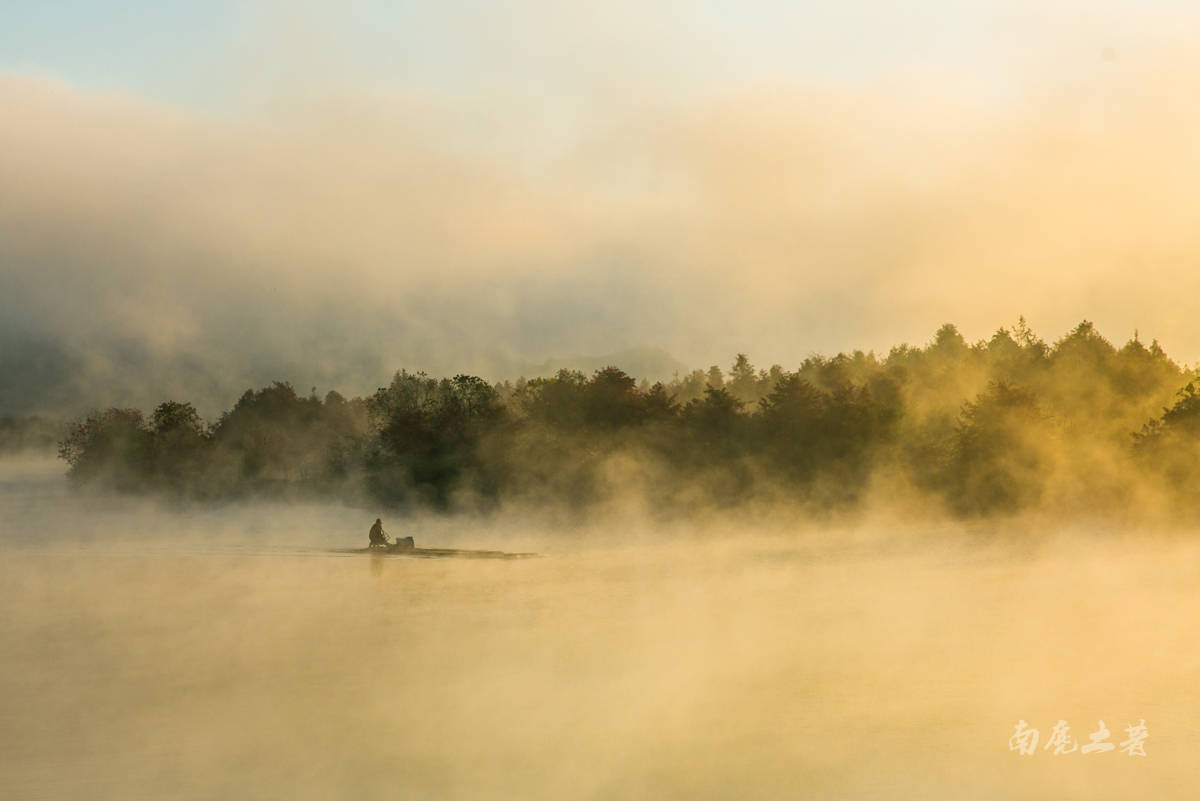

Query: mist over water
1,455,1195,799
7,2,1200,797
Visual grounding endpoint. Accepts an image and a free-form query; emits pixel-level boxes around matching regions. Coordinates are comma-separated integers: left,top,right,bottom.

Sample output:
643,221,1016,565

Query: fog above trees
52,320,1200,521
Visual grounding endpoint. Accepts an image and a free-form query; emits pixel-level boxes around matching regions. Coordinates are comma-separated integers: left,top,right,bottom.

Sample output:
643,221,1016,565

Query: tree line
56,320,1200,518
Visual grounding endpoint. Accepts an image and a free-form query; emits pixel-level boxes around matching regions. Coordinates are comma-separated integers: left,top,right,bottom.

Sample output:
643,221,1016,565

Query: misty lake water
2,457,1198,799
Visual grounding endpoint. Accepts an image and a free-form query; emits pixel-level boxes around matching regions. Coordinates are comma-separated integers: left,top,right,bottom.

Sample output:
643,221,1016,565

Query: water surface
1,457,1194,799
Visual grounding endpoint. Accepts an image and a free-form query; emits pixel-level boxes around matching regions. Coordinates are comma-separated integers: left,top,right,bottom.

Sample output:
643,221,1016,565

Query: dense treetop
56,320,1200,519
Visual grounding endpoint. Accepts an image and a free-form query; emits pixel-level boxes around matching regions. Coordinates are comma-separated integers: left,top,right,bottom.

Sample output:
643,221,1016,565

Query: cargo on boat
371,535,415,550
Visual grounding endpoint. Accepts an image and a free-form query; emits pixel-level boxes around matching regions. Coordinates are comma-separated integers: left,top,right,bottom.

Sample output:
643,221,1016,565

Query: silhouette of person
368,518,388,547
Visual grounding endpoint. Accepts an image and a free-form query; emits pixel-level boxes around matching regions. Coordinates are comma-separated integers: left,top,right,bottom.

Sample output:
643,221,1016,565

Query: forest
51,320,1200,519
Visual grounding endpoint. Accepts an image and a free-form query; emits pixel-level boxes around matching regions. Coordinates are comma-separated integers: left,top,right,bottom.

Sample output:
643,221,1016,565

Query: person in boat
368,518,389,548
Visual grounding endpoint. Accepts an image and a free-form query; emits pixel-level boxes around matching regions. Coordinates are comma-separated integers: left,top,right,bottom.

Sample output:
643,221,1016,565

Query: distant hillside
0,334,689,418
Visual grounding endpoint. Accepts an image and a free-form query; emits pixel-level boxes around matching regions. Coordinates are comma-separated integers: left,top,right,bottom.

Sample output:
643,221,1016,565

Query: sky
0,2,1190,97
3,1,1200,414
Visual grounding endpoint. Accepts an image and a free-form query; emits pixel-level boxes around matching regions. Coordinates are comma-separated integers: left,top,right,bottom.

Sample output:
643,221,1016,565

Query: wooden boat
347,536,536,559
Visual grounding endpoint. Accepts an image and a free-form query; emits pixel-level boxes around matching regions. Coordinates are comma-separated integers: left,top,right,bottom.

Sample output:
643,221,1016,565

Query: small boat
366,545,536,559
348,536,537,559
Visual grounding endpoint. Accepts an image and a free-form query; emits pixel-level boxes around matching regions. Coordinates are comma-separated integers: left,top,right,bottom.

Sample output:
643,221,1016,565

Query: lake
1,456,1194,799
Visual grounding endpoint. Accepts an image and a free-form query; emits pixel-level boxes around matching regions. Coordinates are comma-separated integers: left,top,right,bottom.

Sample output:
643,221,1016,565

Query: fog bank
6,39,1200,413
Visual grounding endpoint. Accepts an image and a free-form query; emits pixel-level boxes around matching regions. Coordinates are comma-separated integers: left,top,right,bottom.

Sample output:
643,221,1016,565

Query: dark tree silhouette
52,319,1200,520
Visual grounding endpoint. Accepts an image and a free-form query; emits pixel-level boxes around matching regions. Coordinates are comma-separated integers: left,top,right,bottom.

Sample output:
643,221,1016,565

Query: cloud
4,36,1200,415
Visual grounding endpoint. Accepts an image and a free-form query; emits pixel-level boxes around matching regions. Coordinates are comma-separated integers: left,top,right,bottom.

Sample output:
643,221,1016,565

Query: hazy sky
2,1,1194,102
3,1,1200,413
